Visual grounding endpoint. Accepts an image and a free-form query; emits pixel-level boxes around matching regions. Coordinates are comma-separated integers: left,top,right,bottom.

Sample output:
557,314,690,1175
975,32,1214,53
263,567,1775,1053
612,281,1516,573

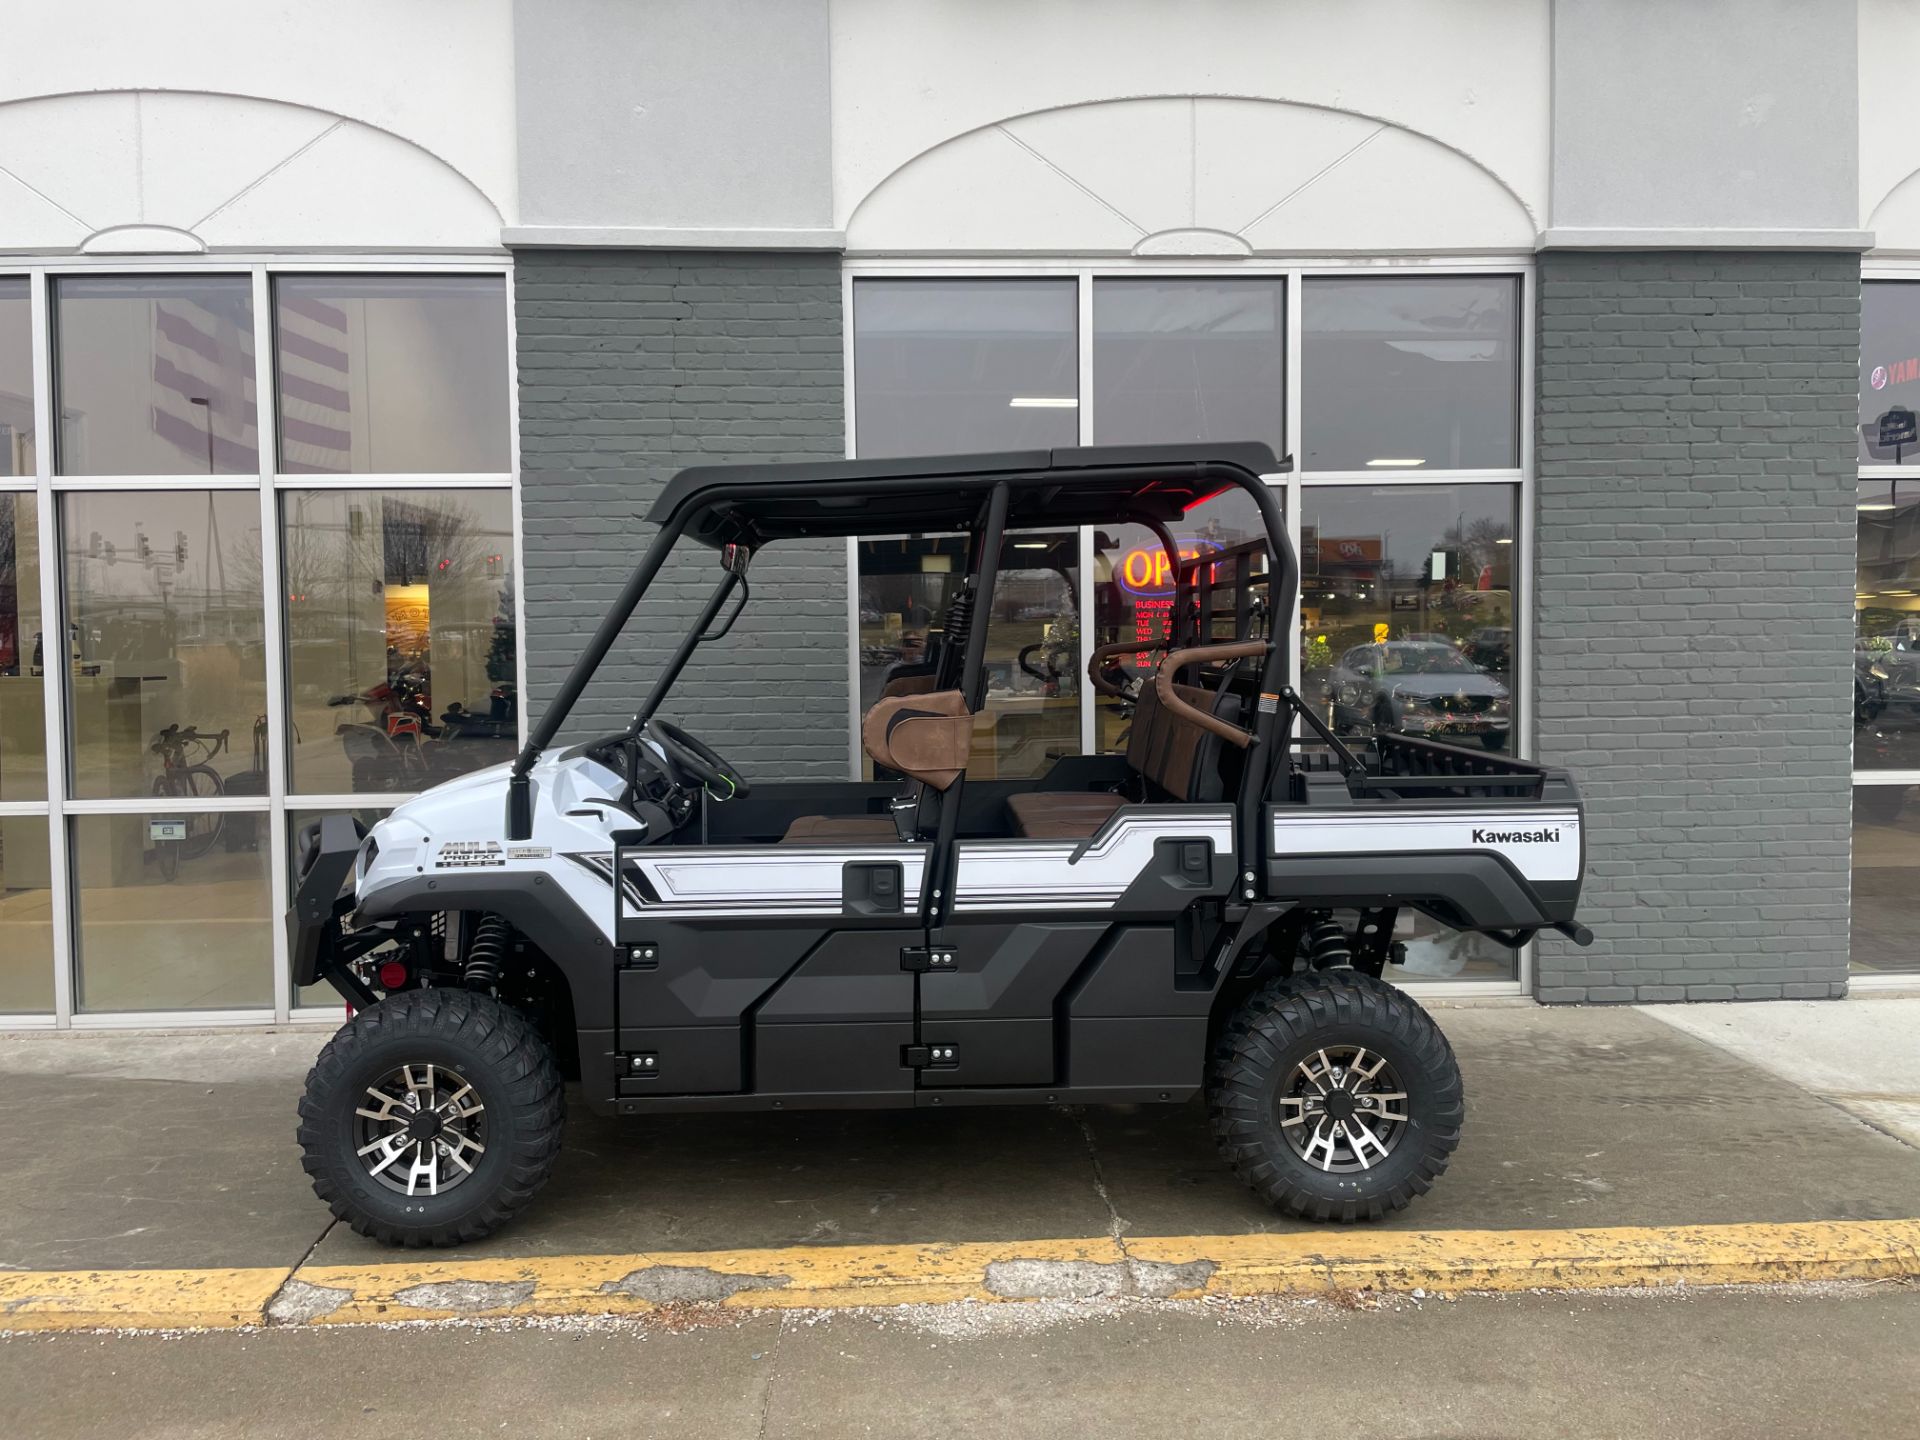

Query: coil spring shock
1300,913,1353,972
463,915,509,991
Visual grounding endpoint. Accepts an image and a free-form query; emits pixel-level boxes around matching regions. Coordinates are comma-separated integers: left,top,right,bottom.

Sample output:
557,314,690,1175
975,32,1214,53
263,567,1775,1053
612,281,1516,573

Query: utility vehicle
290,444,1590,1247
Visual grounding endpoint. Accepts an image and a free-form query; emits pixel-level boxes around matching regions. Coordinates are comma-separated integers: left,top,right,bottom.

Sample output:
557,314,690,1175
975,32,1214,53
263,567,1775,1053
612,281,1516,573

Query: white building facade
0,0,1912,1026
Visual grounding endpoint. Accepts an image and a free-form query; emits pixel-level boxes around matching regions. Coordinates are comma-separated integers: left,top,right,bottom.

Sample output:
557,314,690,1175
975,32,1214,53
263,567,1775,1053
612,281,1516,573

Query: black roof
637,443,1286,547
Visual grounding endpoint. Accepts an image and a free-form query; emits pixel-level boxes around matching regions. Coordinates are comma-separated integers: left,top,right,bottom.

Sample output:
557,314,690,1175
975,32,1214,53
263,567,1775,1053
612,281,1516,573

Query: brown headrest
862,689,974,791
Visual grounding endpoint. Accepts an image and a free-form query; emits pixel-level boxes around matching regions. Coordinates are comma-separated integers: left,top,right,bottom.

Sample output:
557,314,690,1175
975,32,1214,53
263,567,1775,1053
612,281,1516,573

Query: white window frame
0,254,525,1028
1851,266,1920,991
842,256,1534,997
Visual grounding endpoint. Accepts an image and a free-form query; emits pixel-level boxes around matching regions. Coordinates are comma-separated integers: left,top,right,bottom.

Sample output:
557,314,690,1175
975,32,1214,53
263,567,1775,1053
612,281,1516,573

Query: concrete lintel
1538,227,1875,252
501,225,845,251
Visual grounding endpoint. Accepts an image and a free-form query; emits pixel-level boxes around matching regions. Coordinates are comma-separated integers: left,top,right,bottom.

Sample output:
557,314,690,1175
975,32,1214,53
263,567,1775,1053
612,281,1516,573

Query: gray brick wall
1532,251,1859,1002
514,249,849,778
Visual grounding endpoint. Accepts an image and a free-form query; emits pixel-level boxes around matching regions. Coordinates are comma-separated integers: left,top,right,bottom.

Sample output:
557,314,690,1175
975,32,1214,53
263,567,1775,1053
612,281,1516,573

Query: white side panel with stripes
953,809,1235,913
620,846,931,920
1269,808,1582,884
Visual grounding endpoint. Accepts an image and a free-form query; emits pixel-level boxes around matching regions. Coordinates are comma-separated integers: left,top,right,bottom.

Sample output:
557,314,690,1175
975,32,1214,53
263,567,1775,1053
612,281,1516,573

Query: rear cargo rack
1288,724,1546,802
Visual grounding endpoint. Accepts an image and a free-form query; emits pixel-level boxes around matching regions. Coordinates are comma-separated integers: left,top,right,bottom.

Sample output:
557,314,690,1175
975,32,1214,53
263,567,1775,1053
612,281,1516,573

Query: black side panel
757,1023,915,1095
617,920,830,1033
755,930,914,1024
1064,926,1214,1018
919,922,1105,1088
615,1025,742,1095
1265,854,1558,931
1067,1016,1208,1091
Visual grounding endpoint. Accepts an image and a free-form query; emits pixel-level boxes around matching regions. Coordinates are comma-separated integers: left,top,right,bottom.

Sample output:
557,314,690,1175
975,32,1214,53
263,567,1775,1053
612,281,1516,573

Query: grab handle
1155,640,1271,749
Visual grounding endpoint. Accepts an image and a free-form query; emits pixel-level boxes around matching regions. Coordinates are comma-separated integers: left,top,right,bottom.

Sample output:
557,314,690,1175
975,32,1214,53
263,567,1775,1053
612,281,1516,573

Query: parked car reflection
1326,640,1511,750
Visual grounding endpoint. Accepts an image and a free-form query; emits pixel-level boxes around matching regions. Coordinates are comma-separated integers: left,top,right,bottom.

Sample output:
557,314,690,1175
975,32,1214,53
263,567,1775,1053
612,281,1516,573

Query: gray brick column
1532,251,1860,1002
513,249,849,777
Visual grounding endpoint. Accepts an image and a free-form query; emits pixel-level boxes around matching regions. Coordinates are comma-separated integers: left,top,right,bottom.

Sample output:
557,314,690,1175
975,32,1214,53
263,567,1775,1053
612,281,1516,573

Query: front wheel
297,989,565,1247
1207,970,1463,1222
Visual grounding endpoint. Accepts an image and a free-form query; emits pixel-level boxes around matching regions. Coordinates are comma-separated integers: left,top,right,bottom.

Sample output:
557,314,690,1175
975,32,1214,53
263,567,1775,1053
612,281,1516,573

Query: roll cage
506,443,1299,857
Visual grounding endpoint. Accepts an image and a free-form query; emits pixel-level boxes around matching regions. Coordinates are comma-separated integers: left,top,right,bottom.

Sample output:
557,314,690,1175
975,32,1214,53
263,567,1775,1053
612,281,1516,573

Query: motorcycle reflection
328,676,517,792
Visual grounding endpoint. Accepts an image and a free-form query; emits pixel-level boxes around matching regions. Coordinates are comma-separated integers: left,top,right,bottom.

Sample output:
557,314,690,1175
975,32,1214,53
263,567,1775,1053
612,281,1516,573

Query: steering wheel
645,719,751,800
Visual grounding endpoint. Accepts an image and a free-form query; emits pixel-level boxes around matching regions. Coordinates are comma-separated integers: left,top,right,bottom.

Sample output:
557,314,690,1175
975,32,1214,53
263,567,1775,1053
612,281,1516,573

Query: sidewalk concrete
1641,995,1920,1147
0,1000,1915,1285
6,1285,1919,1440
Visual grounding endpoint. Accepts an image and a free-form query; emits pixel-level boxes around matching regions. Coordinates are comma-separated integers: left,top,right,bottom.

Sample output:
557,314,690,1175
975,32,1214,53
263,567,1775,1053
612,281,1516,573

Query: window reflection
855,531,1079,780
55,276,257,475
1852,787,1920,975
1302,277,1519,471
1855,479,1920,769
1091,488,1270,752
275,276,511,475
1300,485,1517,755
1860,282,1920,464
62,491,267,800
1092,278,1285,453
283,489,518,793
72,811,272,1012
853,280,1078,459
0,277,33,475
0,493,46,800
0,813,53,1012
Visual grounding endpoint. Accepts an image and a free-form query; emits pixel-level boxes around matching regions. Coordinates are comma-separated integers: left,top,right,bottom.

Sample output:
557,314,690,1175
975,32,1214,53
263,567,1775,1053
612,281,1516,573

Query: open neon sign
1116,540,1223,599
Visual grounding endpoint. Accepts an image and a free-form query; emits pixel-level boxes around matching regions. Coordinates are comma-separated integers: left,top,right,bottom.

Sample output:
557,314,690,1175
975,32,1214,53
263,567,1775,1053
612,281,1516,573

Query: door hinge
623,943,659,969
624,1052,659,1076
900,945,958,973
903,1043,958,1069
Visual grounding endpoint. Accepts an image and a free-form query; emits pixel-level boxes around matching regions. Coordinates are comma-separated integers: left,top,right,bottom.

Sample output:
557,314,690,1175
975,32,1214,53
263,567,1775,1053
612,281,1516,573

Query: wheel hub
353,1063,487,1198
1277,1045,1410,1174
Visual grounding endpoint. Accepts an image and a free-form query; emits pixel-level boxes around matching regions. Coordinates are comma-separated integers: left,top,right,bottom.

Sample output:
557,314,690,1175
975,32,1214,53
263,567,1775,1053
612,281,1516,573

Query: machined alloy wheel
353,1062,489,1198
1278,1045,1408,1174
1208,968,1464,1222
298,989,564,1247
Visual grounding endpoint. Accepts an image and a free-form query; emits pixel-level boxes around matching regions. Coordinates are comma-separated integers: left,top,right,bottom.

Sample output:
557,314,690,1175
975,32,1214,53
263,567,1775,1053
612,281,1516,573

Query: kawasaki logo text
1472,827,1561,844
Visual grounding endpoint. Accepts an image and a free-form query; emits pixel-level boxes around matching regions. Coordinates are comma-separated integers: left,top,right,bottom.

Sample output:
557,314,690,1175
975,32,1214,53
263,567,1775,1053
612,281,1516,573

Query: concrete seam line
3,1221,1918,1332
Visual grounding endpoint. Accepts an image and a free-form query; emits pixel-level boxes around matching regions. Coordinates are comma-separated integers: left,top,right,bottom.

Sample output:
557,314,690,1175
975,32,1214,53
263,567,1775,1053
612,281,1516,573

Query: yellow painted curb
0,1266,290,1332
4,1220,1918,1332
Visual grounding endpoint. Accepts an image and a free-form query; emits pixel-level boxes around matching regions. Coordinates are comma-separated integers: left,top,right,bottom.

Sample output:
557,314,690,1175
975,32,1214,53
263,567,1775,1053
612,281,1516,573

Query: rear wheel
297,989,565,1247
1207,969,1463,1221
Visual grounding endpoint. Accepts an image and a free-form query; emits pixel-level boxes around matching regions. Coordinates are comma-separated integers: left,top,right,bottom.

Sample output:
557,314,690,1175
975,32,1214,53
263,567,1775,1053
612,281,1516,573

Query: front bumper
287,813,372,1004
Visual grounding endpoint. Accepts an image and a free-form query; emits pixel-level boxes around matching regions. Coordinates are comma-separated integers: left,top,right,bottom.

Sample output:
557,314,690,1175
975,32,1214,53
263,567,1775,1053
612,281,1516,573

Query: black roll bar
508,513,686,839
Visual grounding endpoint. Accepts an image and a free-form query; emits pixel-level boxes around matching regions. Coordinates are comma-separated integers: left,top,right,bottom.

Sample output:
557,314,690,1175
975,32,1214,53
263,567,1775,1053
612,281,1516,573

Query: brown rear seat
1005,677,1221,839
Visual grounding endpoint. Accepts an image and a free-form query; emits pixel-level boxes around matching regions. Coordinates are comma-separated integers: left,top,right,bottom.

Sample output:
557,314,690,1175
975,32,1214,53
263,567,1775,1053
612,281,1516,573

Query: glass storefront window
274,276,511,475
1854,478,1920,769
855,531,1080,780
1092,278,1286,453
852,279,1078,459
1,493,46,801
1852,786,1920,976
62,491,267,800
0,277,33,475
72,810,272,1011
54,276,257,475
1860,282,1920,465
1302,276,1519,472
283,489,518,794
0,814,53,1012
1300,484,1518,756
1091,487,1272,752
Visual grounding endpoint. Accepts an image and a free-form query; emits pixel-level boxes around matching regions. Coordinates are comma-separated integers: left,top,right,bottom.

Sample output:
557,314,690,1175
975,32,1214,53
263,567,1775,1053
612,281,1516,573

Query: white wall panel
832,0,1549,253
0,0,513,250
846,97,1536,256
